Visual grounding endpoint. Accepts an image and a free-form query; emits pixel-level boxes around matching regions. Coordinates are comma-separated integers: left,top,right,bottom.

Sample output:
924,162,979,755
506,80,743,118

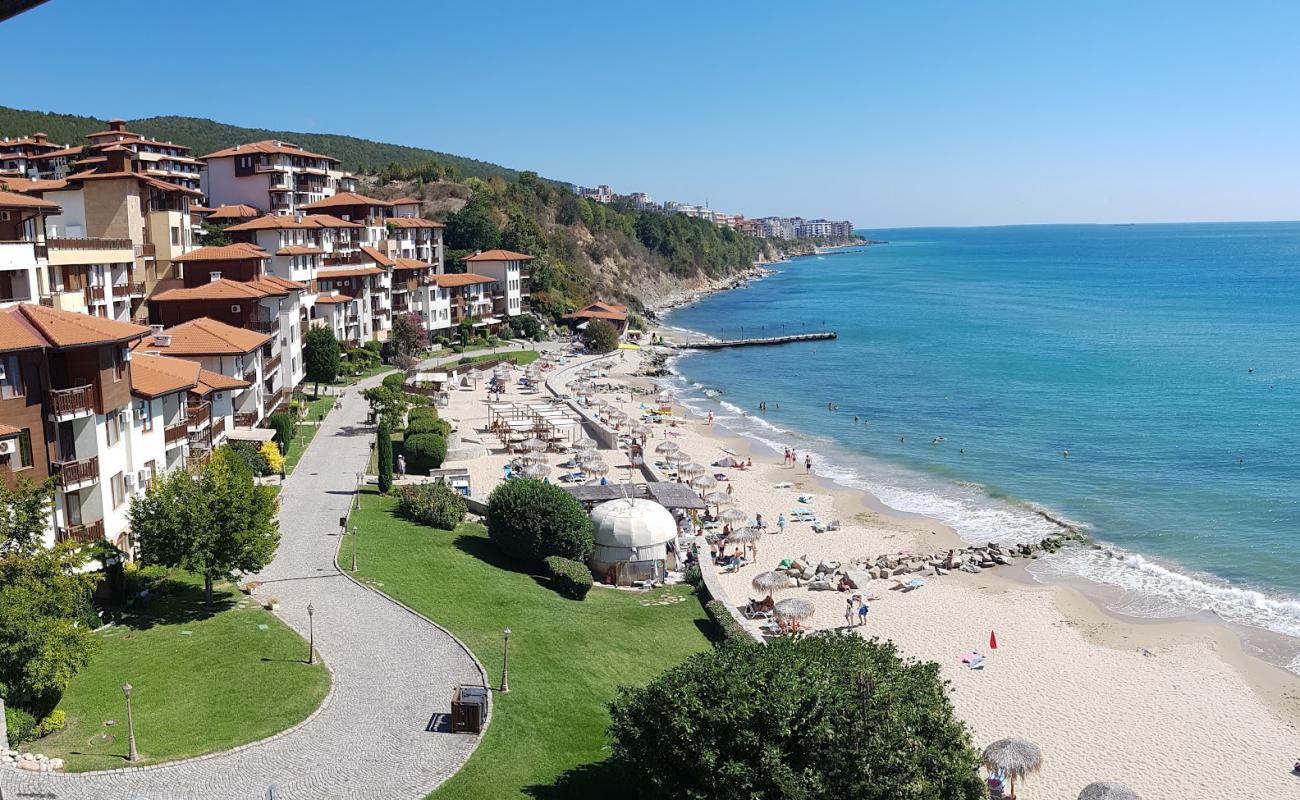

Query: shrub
268,412,296,450
683,563,702,589
704,599,747,641
34,709,66,738
229,440,270,476
382,372,407,391
608,634,986,800
5,705,37,744
396,482,466,529
260,440,285,475
405,416,450,438
451,345,465,354
377,421,394,493
403,433,447,474
544,555,593,600
486,478,594,563
407,406,438,422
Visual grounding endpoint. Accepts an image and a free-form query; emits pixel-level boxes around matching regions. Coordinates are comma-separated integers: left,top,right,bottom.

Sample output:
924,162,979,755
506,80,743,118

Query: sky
3,0,1299,228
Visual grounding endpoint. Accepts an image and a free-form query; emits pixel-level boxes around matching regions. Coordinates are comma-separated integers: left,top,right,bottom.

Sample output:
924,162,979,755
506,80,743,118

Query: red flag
989,630,998,650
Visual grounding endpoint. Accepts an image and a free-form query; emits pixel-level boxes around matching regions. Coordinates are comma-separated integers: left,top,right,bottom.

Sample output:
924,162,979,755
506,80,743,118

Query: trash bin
451,684,488,733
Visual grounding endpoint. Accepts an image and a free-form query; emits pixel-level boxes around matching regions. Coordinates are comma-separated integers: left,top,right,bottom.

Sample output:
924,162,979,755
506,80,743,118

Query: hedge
396,482,466,529
544,555,593,600
405,416,450,438
268,412,296,450
403,433,447,474
486,478,594,563
382,372,407,391
407,406,438,422
704,599,750,642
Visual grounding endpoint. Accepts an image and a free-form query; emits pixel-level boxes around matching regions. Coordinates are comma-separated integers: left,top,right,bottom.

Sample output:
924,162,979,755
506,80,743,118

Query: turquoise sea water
663,223,1300,646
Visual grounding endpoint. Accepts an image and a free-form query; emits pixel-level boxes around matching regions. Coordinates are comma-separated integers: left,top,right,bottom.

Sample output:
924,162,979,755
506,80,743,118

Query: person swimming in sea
1063,448,1069,458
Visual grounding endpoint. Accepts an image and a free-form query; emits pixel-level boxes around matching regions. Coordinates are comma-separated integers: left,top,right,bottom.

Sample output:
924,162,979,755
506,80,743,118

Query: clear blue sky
4,0,1299,228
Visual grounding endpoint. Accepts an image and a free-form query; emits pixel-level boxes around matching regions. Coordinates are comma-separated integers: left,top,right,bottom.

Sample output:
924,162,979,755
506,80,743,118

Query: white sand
440,343,1300,798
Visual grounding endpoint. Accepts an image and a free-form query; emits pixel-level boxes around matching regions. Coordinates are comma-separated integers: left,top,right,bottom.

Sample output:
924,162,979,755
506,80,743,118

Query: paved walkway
2,369,484,800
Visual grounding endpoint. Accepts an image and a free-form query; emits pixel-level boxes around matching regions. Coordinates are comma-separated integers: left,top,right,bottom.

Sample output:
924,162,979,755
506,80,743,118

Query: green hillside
0,106,536,182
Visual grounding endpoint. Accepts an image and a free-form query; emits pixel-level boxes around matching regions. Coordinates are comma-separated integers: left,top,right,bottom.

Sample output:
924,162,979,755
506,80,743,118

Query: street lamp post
500,628,511,693
350,524,358,572
122,682,140,763
306,603,315,665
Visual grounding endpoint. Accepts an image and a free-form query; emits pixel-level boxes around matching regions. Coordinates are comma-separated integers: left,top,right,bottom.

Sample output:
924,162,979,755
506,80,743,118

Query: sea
661,222,1300,664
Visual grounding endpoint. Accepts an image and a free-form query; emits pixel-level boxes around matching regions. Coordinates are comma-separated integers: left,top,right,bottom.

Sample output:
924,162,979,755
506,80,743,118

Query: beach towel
960,651,985,669
798,494,814,504
773,481,793,489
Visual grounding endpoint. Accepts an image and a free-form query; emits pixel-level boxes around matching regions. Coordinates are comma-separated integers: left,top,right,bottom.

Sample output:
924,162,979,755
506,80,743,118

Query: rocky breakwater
775,535,1077,591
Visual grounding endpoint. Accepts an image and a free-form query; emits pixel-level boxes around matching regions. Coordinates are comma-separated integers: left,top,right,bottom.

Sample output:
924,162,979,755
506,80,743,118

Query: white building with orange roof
81,120,203,191
0,132,69,179
0,189,61,308
432,272,498,334
200,140,341,214
391,257,451,335
462,248,533,318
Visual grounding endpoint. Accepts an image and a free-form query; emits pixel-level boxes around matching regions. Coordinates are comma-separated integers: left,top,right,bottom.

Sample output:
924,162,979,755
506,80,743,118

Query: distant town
573,183,855,240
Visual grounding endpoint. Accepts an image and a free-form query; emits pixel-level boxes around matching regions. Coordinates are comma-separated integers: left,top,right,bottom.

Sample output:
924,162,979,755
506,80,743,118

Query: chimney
109,119,126,132
295,215,303,224
209,271,222,283
234,144,240,151
150,324,164,335
34,132,47,143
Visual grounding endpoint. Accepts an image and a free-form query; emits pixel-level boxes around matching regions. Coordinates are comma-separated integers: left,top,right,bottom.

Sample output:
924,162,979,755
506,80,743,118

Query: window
144,460,156,488
106,413,121,446
17,429,32,469
171,226,180,246
141,400,153,432
113,347,126,382
111,472,125,508
0,355,23,399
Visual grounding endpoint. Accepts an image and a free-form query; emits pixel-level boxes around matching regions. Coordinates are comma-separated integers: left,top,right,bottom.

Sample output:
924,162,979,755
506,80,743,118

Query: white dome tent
589,497,679,587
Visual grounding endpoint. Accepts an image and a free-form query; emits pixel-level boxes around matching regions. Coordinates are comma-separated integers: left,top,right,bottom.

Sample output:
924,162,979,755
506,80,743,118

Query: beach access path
0,356,496,800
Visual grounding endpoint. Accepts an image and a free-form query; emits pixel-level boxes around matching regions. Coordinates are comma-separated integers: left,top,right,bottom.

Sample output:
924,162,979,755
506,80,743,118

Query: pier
682,331,837,349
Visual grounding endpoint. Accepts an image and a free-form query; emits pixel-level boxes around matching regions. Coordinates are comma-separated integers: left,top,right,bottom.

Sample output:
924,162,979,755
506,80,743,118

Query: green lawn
453,349,540,367
341,489,713,799
283,393,338,473
331,364,392,387
36,574,330,772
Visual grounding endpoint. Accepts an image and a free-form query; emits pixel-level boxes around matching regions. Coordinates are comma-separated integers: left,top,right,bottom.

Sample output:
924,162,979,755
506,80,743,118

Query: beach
439,342,1300,799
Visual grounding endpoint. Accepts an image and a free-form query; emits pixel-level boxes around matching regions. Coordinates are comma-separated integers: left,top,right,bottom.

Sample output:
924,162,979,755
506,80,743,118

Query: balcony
85,285,107,304
187,429,212,451
264,388,285,415
47,238,136,267
135,243,156,259
164,421,189,447
126,281,146,297
234,412,260,429
48,384,95,419
56,519,104,545
323,251,370,267
48,237,133,250
52,455,99,488
249,318,277,335
187,401,210,428
264,352,282,375
210,415,226,442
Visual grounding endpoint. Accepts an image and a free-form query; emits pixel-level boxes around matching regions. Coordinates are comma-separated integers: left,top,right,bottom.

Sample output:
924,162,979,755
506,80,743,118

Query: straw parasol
703,490,733,507
522,437,547,452
677,462,706,480
727,527,761,544
521,452,548,466
665,451,692,466
523,463,550,480
583,460,610,477
577,451,602,466
575,437,598,453
1078,782,1139,800
752,570,793,594
719,507,749,525
772,597,815,622
654,440,679,455
982,738,1043,798
689,474,717,492
631,423,651,437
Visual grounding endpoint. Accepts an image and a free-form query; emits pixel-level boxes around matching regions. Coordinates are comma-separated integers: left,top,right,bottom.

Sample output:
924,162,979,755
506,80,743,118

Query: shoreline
634,333,1300,796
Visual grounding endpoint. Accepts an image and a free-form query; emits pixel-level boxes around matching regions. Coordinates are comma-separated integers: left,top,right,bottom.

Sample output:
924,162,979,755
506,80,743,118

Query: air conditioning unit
123,473,135,489
137,469,149,486
134,407,146,422
0,440,15,456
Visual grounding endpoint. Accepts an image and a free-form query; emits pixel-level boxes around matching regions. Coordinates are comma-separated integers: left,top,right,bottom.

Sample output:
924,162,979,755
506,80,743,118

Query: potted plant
265,597,280,611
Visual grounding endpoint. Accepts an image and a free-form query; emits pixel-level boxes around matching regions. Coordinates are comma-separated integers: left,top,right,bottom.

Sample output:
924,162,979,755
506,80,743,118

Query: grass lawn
341,489,713,799
36,573,330,772
282,392,338,474
452,349,540,367
330,363,391,387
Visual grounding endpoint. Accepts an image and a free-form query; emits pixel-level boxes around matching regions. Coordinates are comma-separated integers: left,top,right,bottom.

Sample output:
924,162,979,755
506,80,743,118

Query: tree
444,194,501,252
304,327,340,394
0,476,55,554
607,634,986,800
581,318,620,354
513,314,544,341
377,421,394,494
362,385,413,430
389,312,428,358
129,446,280,607
486,479,594,563
267,412,296,453
401,432,447,474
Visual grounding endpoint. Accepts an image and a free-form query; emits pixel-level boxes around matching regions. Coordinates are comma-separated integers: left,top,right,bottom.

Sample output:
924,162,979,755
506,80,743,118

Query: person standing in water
805,454,813,473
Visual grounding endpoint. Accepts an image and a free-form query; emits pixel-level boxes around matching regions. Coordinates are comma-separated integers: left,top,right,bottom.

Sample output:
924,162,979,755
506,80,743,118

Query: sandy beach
436,342,1300,798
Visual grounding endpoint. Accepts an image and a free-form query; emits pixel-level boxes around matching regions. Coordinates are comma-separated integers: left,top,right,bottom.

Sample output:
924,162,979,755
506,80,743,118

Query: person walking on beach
707,411,714,426
756,513,765,531
845,598,855,627
804,454,813,473
858,601,869,626
777,513,786,533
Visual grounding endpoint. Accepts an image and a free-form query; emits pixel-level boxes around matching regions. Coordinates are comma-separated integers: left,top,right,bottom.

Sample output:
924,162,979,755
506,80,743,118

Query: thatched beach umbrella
577,451,602,466
575,437,598,453
703,490,733,508
772,597,815,622
982,738,1043,798
689,474,717,493
631,423,651,438
719,507,749,525
654,440,679,455
1078,782,1139,800
751,570,793,595
677,462,706,481
666,451,692,467
523,463,550,480
522,437,547,453
727,527,761,544
583,460,610,477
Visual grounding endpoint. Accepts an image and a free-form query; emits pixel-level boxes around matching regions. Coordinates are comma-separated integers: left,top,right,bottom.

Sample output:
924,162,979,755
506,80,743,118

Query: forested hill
0,106,532,182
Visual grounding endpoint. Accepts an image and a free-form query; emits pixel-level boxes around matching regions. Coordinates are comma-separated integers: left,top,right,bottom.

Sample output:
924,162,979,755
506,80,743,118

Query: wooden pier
682,331,837,349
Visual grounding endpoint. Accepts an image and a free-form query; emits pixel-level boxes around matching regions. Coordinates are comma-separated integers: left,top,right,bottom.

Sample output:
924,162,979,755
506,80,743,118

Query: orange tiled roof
0,189,61,211
432,273,496,287
564,301,629,322
389,196,422,205
385,216,444,229
318,265,383,279
16,304,149,348
393,258,432,271
194,367,250,395
462,248,535,262
226,214,363,231
313,294,353,305
30,145,84,160
200,140,338,162
275,246,324,256
260,274,308,291
152,278,286,302
360,246,395,267
0,307,49,353
300,191,393,210
64,169,204,197
206,203,261,221
0,423,20,438
129,353,201,398
135,317,270,356
0,177,70,194
174,243,267,262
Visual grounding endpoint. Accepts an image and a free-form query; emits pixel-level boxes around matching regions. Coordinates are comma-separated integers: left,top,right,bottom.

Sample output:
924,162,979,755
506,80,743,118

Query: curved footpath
1,366,485,800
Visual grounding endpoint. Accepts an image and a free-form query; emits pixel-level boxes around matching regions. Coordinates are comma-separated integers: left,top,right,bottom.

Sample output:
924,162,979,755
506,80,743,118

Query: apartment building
315,263,382,345
432,273,498,334
201,140,340,215
134,318,274,429
386,196,444,268
81,120,203,191
391,258,450,335
0,189,61,308
0,133,68,179
461,249,532,318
